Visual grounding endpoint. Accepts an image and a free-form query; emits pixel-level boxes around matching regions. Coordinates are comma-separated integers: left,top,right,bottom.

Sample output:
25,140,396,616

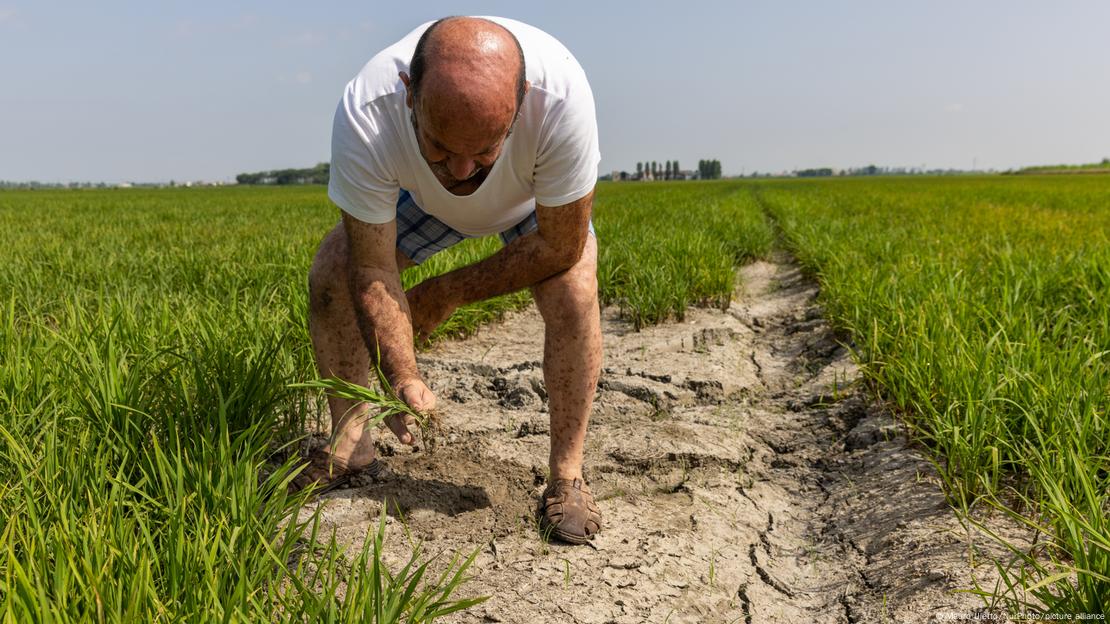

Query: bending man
304,16,603,544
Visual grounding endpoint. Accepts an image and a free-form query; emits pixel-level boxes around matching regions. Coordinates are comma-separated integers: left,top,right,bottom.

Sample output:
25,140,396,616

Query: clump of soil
302,254,1031,623
416,408,444,454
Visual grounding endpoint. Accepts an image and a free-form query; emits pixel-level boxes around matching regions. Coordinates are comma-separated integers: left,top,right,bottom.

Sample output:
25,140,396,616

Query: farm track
303,254,1023,622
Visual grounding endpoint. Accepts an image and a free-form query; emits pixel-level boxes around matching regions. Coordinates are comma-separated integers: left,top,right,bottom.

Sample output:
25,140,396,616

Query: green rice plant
294,375,418,428
967,443,1109,614
276,510,488,622
292,354,445,452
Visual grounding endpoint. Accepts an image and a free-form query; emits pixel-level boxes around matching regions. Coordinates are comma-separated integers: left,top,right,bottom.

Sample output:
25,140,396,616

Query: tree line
635,160,685,180
629,159,723,180
697,160,722,180
236,163,330,185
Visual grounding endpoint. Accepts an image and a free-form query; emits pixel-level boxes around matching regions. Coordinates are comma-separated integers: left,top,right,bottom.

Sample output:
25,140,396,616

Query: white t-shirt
328,17,601,237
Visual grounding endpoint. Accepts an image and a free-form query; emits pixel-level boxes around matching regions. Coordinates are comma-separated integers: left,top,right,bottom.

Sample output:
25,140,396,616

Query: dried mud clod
416,408,444,454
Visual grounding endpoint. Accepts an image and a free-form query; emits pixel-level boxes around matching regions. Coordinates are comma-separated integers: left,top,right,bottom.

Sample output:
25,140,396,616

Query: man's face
409,94,515,193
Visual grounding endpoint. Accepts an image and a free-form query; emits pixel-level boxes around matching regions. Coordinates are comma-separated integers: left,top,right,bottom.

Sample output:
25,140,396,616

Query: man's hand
386,377,437,445
406,277,459,343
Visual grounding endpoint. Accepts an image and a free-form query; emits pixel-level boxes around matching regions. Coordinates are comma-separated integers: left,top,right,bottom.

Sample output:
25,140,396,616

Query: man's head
399,17,528,190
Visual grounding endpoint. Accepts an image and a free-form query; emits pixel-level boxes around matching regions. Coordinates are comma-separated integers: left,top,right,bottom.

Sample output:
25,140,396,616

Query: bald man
302,16,602,544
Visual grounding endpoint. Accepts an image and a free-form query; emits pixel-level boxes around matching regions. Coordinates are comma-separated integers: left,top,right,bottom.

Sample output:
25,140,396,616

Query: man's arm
406,189,594,340
343,212,435,441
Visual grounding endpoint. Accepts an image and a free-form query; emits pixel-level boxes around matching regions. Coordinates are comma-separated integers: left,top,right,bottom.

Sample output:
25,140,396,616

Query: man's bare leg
307,223,415,469
530,235,602,480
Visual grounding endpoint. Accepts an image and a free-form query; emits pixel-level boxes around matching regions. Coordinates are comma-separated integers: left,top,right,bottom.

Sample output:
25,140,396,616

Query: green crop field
0,183,771,621
1,177,1106,619
757,176,1109,612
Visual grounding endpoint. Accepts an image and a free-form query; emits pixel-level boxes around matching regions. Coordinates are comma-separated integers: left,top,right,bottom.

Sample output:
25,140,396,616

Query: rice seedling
294,366,444,453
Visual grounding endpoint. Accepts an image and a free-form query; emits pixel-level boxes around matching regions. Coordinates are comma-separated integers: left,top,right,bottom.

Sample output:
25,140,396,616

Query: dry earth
300,255,1031,623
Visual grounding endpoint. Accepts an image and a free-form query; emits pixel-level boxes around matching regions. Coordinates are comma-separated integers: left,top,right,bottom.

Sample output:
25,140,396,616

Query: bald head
408,17,526,119
401,17,529,191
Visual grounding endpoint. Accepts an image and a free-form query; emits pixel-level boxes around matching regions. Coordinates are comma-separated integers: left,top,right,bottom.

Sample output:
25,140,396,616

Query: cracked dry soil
302,255,1027,623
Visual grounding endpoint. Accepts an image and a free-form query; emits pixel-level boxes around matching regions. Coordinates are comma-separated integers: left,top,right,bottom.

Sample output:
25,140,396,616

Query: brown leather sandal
349,457,393,487
539,478,602,544
288,450,391,495
288,448,351,495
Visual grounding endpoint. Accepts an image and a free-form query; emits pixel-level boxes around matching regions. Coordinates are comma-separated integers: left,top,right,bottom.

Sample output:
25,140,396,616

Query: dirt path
305,255,1023,623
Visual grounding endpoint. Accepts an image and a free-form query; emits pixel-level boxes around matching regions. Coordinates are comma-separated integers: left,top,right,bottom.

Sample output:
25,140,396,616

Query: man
302,16,603,545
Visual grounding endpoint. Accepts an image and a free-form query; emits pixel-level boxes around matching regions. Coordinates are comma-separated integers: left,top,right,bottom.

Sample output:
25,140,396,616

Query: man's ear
399,71,413,108
524,80,531,96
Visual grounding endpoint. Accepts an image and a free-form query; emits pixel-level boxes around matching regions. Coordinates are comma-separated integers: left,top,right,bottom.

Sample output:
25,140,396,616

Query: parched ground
301,255,1031,623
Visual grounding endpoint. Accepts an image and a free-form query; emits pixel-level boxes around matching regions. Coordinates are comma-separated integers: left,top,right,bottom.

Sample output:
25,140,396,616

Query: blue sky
2,1,1109,182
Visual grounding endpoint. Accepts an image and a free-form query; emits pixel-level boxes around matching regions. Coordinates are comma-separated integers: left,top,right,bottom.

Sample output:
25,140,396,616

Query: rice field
0,183,770,621
1,176,1106,618
758,176,1109,613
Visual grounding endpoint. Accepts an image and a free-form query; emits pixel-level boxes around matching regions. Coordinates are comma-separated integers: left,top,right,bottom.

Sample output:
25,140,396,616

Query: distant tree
797,168,833,178
651,161,658,179
636,162,643,178
699,160,721,180
235,162,329,185
664,160,672,180
699,160,709,179
673,160,681,179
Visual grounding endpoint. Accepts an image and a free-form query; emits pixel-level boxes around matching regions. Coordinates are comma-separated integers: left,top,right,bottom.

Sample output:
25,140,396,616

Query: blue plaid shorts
395,189,594,265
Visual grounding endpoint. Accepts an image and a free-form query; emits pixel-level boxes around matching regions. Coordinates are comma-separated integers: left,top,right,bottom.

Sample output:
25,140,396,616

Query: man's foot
288,449,390,495
538,478,602,544
288,448,351,495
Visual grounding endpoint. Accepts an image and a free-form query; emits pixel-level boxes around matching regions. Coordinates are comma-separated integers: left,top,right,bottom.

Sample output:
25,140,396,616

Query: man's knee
309,227,349,315
534,238,599,322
